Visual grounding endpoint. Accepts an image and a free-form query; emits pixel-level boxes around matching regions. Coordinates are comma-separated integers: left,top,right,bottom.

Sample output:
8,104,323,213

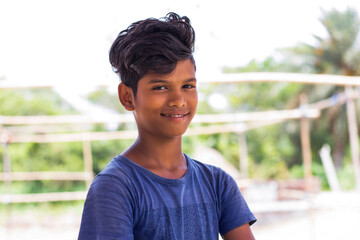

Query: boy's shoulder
192,159,235,177
93,154,234,188
191,157,226,174
189,156,238,187
96,155,134,180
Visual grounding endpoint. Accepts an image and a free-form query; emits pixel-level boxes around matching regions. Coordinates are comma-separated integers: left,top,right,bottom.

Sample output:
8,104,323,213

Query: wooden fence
1,72,359,203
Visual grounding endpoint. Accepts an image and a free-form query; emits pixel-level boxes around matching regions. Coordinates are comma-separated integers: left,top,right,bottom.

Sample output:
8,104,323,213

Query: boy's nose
168,90,186,107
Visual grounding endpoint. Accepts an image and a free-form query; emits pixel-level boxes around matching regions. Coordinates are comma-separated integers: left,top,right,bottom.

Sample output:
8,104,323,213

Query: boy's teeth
166,114,184,117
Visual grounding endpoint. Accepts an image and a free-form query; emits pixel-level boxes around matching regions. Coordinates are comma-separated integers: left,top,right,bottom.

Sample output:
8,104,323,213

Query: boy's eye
152,86,166,90
183,84,196,89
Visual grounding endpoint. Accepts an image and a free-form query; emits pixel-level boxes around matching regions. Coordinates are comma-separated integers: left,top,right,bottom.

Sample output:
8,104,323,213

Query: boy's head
109,12,195,96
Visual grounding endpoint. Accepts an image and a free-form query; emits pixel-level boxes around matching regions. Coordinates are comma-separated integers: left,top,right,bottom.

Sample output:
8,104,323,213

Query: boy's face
131,59,197,139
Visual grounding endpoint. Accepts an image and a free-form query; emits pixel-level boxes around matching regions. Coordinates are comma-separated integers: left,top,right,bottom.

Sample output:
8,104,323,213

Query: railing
1,72,359,203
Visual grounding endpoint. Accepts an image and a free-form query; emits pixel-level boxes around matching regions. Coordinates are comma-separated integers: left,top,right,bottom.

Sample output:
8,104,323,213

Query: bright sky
1,0,360,92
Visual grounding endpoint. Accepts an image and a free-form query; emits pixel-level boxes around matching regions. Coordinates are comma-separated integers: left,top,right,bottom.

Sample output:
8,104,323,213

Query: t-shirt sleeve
218,171,256,236
78,174,134,240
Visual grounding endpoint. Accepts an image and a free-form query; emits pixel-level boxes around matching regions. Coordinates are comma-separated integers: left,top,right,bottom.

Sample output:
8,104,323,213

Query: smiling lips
161,113,190,118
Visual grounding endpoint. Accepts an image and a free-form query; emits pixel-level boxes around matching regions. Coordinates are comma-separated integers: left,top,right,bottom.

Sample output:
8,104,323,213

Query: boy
78,12,256,240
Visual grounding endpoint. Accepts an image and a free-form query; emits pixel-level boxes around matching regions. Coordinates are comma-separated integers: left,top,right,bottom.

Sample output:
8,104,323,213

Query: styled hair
109,12,195,96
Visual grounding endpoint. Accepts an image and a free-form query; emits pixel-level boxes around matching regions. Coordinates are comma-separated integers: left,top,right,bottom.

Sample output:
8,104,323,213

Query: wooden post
82,140,94,189
345,86,360,191
1,134,12,197
238,133,249,178
1,137,13,228
300,94,312,191
319,144,340,191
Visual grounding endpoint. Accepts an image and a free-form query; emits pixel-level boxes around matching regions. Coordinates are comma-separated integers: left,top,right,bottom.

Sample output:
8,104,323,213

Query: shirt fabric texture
78,154,256,240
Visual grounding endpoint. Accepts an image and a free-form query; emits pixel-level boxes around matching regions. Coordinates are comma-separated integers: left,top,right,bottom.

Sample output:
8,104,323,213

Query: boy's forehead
142,60,196,82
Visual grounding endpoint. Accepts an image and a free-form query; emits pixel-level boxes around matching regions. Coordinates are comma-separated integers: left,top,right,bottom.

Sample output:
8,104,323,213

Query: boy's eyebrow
185,78,197,83
147,78,197,84
148,79,167,84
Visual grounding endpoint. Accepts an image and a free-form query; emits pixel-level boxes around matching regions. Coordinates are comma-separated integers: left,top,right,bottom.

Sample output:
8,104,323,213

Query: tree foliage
1,8,359,196
0,89,76,116
0,89,132,195
222,7,360,189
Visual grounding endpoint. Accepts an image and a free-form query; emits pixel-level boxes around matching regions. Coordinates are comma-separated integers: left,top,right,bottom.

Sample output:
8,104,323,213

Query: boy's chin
164,130,188,138
157,127,189,138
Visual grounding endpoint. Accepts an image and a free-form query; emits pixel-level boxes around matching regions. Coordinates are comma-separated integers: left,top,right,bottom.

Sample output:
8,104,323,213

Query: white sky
1,0,360,92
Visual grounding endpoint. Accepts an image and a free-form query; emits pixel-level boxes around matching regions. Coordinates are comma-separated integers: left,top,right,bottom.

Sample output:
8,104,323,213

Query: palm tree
221,8,360,181
283,7,360,169
313,8,360,75
280,7,360,76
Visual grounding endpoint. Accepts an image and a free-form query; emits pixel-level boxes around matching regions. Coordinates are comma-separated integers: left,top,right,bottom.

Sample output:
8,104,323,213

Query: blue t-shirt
78,154,256,240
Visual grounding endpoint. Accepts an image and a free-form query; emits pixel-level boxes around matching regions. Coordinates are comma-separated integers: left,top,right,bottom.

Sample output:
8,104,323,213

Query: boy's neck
122,135,187,179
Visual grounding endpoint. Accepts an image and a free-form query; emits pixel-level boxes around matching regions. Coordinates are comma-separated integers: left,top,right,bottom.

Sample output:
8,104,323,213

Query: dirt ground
1,191,359,240
0,203,82,240
252,191,360,240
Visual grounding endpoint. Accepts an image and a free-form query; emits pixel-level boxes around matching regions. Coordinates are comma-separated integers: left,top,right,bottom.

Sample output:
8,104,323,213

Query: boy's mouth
160,113,190,118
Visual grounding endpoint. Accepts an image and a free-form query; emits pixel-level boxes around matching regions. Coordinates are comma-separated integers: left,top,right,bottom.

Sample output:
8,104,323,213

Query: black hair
109,12,196,96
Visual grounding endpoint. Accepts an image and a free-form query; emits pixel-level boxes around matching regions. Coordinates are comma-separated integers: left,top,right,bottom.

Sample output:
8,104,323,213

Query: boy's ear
118,83,135,111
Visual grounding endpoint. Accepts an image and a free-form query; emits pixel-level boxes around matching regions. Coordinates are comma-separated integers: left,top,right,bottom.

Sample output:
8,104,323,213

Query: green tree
281,8,360,75
0,89,133,196
221,8,360,188
283,7,360,168
314,8,360,75
0,89,76,116
87,87,126,113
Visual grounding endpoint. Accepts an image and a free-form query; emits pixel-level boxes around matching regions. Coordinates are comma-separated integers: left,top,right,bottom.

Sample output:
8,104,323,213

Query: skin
118,58,255,239
118,58,197,178
223,223,255,240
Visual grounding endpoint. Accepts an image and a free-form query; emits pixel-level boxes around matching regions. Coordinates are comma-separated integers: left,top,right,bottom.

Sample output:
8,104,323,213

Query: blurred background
1,0,360,239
